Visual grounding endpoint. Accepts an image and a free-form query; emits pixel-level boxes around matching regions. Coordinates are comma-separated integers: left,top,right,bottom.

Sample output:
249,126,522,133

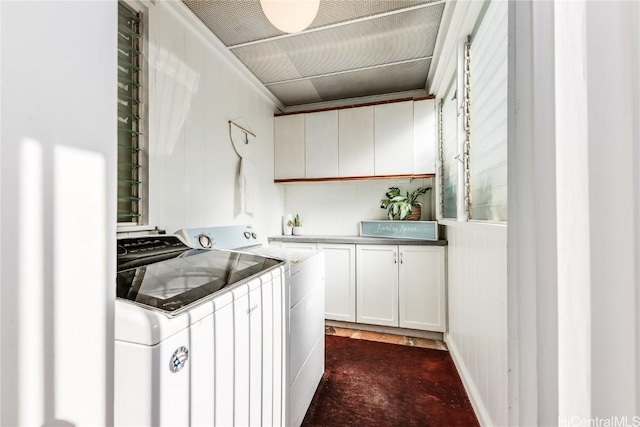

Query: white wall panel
284,178,433,235
0,2,117,425
147,1,284,238
444,221,507,427
184,29,207,227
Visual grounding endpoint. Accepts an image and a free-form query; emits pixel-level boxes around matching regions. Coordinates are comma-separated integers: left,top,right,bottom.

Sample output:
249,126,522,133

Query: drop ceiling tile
184,0,440,47
267,79,323,106
182,0,445,106
232,42,303,83
308,58,431,102
308,0,438,29
183,0,285,46
277,4,443,78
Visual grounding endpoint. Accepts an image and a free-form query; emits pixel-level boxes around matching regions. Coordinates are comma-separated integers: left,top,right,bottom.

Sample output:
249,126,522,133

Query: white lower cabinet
270,240,446,332
317,244,356,322
357,244,446,332
356,245,399,326
271,242,356,322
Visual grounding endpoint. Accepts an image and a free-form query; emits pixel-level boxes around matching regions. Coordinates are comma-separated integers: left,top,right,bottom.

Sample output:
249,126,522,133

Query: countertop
268,235,447,246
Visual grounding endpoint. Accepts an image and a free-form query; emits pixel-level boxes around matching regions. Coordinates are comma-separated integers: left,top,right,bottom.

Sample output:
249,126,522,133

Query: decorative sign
360,220,439,240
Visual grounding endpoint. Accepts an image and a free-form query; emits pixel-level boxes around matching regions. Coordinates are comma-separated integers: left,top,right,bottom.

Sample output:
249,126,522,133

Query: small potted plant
292,214,304,235
380,186,431,220
283,214,294,235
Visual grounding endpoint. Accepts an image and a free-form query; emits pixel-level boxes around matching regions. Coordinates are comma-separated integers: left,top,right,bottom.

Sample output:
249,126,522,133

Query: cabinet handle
400,252,403,264
393,252,397,264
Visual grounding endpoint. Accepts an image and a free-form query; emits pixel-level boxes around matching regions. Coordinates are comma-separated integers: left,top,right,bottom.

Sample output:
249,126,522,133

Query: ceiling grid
183,0,445,107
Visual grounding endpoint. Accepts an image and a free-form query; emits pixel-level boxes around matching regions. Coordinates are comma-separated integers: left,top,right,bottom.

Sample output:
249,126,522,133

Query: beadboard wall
144,1,284,238
443,220,508,427
283,178,434,235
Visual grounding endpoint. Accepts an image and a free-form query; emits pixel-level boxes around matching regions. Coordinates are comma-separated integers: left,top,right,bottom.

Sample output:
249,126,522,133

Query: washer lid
117,236,282,315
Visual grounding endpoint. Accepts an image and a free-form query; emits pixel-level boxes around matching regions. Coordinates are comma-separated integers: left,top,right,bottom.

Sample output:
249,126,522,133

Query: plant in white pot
292,214,304,235
380,186,431,220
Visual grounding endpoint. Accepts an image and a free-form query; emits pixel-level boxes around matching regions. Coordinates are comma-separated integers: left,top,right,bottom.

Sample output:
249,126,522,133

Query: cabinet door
398,246,446,332
318,243,356,322
338,106,374,177
374,101,414,176
356,245,398,327
305,110,339,178
274,115,305,179
414,99,436,174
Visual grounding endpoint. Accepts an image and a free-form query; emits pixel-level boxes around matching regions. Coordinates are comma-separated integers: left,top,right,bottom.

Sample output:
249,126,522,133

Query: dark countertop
268,235,447,246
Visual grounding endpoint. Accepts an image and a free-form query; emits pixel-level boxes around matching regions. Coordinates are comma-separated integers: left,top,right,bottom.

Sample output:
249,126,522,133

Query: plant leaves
400,204,411,219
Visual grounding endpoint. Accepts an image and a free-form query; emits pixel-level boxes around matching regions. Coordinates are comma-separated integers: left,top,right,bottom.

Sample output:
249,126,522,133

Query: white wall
283,178,433,235
444,221,508,427
509,1,640,425
0,1,117,425
429,3,510,425
143,1,284,239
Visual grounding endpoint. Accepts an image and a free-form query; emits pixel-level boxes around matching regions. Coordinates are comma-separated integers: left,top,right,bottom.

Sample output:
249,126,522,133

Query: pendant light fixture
260,0,320,34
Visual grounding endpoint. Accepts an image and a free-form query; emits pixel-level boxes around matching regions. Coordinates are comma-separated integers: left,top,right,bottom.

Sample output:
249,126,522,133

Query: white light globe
260,0,320,34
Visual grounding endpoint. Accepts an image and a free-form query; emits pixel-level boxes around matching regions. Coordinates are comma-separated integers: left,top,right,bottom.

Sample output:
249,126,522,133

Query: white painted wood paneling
374,101,414,175
147,1,284,238
184,28,207,227
444,221,508,427
283,178,434,236
0,2,117,425
338,106,375,177
305,110,339,178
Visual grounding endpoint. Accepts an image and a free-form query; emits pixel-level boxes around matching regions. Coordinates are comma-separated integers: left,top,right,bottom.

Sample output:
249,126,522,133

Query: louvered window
441,80,458,219
117,2,144,224
469,0,508,221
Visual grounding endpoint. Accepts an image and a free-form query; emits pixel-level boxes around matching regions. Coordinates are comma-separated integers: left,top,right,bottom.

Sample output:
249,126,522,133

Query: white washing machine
175,225,326,427
114,235,287,426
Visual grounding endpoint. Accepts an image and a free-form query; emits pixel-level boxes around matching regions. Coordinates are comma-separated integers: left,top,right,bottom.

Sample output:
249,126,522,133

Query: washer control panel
174,225,260,250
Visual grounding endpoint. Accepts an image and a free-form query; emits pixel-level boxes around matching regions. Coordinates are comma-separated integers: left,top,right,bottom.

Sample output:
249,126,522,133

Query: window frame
436,1,508,224
117,0,149,228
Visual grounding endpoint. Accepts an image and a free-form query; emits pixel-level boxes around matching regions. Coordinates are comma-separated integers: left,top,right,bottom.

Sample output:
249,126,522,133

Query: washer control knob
197,234,212,249
244,231,251,239
251,232,257,239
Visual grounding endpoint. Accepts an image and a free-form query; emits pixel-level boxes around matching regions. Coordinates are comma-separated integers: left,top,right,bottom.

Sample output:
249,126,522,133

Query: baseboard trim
325,320,444,341
445,334,492,427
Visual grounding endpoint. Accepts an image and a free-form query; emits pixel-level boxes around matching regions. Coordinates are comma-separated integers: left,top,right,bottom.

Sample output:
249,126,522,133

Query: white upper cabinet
374,101,414,176
274,100,436,181
305,110,339,178
274,114,305,180
413,99,436,175
338,106,374,177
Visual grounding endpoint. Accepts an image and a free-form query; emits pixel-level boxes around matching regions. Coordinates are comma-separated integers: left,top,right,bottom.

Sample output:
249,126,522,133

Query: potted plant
292,214,304,235
380,186,431,220
283,214,294,235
